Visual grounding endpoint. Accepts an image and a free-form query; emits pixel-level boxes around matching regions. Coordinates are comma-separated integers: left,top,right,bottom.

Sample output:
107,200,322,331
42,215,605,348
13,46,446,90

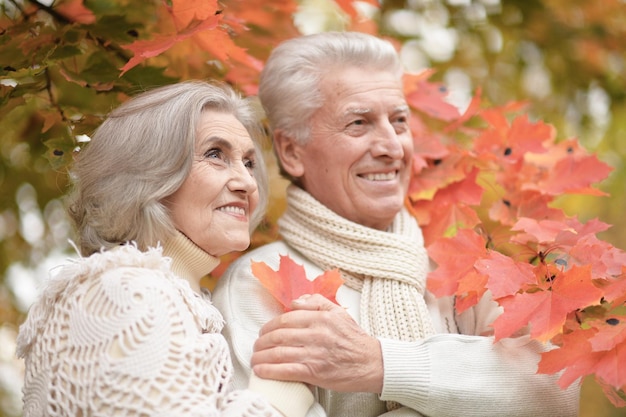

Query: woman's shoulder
16,244,217,358
42,244,180,309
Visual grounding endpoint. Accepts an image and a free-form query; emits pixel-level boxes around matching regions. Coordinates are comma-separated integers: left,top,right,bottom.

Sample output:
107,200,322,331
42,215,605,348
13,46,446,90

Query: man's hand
251,294,384,393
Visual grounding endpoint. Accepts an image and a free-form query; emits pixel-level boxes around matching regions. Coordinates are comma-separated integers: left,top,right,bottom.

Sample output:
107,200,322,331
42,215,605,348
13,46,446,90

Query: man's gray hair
258,31,404,145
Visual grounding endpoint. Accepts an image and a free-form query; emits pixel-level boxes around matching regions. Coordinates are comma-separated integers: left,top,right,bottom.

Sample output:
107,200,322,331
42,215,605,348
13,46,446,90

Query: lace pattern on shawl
16,244,280,417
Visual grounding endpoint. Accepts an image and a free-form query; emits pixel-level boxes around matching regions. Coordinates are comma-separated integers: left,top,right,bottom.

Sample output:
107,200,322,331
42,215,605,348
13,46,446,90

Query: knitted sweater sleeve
212,246,323,417
16,250,284,417
379,292,581,417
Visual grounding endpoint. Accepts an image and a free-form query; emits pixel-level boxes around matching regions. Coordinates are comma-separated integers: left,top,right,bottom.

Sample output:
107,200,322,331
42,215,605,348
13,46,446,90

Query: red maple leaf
492,265,603,341
475,250,536,299
524,139,613,196
334,0,379,18
538,328,626,393
120,15,220,74
404,72,461,121
587,314,626,351
599,267,626,305
569,234,626,278
55,0,96,24
251,255,344,311
427,229,488,301
474,113,552,163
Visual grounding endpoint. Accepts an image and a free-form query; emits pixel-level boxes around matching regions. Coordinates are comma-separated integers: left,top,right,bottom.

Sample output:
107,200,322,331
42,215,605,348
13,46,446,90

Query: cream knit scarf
279,185,435,343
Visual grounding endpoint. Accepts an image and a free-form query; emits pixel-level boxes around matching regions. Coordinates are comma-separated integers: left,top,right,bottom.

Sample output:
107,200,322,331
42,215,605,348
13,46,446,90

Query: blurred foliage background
1,0,625,415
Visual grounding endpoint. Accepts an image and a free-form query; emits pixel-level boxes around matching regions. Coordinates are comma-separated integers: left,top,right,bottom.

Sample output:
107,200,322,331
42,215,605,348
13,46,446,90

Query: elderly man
213,31,580,417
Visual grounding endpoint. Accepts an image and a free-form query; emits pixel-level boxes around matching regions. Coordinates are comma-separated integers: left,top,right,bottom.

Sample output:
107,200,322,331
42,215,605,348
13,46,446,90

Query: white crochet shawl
16,240,283,417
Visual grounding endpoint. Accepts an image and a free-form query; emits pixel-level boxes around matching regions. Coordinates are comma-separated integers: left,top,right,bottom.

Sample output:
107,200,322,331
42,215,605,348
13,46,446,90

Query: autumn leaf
251,255,344,311
537,328,598,388
411,133,450,174
569,234,626,278
599,268,626,305
474,113,552,162
120,16,221,75
524,139,613,196
492,265,603,341
170,0,219,29
55,0,96,24
538,328,626,394
334,0,379,18
587,313,626,351
454,270,489,313
488,191,563,227
427,229,488,299
475,250,536,299
405,73,461,121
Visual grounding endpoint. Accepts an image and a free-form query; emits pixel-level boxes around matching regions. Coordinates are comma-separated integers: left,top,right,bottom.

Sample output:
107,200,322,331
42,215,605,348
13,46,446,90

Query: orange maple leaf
55,0,96,24
170,0,219,29
405,75,461,122
538,328,626,393
251,255,344,311
334,0,379,18
120,16,220,75
475,250,536,299
524,139,613,196
427,229,488,299
492,265,603,341
599,268,626,305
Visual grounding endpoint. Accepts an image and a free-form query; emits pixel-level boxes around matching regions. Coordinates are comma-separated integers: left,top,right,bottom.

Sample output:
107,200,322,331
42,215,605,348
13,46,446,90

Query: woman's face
165,110,260,257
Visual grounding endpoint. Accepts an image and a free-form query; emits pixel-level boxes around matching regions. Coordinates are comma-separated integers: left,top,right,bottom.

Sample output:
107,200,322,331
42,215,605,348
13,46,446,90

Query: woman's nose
229,161,258,194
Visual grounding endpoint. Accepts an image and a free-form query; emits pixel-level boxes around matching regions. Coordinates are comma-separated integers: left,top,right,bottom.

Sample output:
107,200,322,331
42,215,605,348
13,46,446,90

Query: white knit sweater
16,234,307,417
213,241,581,417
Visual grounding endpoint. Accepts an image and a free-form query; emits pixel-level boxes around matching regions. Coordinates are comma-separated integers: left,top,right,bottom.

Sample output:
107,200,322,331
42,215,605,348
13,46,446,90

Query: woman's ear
273,130,305,177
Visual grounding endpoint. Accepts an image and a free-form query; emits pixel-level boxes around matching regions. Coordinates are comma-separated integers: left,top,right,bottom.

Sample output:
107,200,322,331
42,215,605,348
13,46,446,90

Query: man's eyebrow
395,104,410,113
343,104,410,116
344,107,372,116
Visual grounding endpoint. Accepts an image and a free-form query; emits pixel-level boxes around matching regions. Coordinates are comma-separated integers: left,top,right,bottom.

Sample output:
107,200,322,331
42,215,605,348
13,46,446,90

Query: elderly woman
16,81,312,417
212,32,580,416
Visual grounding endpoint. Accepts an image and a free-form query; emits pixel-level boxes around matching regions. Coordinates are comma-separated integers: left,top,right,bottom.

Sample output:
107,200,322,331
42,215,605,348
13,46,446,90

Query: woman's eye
205,148,223,159
244,158,256,170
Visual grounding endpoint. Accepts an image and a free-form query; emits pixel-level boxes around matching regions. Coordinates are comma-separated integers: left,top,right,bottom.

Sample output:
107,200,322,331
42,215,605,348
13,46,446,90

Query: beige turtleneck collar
161,231,220,293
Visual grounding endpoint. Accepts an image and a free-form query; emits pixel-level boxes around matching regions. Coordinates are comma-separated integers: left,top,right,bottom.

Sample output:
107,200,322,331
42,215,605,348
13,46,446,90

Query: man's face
286,66,413,230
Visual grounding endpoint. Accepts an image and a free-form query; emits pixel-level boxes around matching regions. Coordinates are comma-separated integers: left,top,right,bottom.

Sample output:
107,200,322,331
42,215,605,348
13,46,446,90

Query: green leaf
43,134,76,171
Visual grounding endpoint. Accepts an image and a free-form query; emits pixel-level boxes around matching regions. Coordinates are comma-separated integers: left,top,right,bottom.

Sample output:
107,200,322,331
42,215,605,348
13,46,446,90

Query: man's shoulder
228,240,293,271
213,241,293,298
225,241,322,278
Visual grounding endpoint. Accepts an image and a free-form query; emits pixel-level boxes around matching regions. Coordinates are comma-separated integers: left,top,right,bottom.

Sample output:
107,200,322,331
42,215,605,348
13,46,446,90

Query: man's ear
273,130,305,178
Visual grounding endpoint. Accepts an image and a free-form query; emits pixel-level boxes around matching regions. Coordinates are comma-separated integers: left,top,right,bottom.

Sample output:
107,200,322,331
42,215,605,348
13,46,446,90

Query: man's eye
394,115,408,124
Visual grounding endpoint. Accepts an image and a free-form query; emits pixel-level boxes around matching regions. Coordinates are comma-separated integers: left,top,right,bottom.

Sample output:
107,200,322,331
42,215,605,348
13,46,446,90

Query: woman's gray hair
258,31,404,146
67,80,269,256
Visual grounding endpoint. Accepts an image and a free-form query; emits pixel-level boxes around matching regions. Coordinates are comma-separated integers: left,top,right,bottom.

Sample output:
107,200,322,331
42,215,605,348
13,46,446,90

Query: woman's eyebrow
202,136,233,150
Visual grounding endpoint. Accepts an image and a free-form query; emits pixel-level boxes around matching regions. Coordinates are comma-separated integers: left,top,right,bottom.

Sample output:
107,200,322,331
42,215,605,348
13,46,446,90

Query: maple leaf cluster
405,78,626,406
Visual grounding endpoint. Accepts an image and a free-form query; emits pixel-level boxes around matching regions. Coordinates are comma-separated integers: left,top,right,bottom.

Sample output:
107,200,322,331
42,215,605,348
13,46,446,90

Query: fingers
290,293,344,312
251,301,385,393
258,308,328,337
